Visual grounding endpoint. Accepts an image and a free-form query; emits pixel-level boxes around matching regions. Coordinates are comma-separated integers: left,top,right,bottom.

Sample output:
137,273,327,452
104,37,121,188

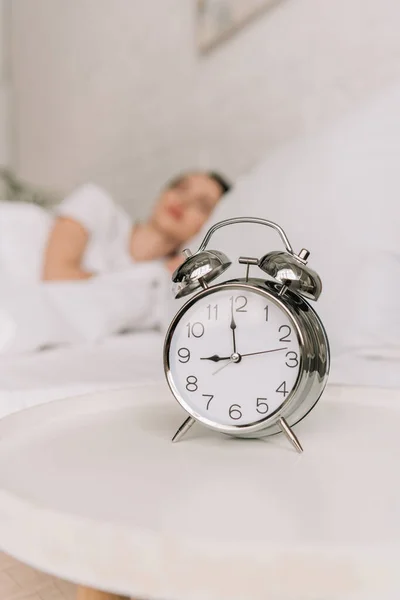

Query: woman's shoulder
58,182,116,213
56,183,126,235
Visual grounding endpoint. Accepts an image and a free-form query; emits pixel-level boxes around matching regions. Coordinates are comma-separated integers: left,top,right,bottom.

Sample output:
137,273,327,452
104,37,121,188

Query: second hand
212,359,234,376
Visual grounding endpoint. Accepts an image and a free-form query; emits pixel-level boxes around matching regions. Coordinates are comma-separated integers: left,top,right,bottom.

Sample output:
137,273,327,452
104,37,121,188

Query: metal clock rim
163,281,310,436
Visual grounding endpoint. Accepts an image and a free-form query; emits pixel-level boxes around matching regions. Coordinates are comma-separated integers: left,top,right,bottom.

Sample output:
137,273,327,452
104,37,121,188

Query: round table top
0,383,399,600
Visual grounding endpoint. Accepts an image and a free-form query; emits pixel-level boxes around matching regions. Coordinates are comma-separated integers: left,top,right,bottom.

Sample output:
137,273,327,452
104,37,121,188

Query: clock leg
172,416,195,443
278,417,303,453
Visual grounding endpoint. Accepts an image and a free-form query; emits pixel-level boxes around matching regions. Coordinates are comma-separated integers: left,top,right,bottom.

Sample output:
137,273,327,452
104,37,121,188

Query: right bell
258,250,322,301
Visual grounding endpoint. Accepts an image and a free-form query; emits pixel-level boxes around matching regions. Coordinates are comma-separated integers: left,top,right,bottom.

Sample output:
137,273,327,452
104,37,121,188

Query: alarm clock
163,217,330,452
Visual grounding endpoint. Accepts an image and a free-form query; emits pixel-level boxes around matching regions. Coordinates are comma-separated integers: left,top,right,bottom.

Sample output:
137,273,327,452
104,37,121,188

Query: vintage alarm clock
163,217,330,452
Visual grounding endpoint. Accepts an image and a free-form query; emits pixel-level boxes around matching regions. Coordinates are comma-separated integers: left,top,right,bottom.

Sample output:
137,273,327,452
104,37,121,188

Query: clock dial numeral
170,287,302,428
202,394,214,410
230,295,248,313
177,347,190,363
256,397,269,414
279,325,292,342
229,404,243,420
285,351,299,368
276,381,289,397
207,304,218,320
186,376,198,392
186,321,205,338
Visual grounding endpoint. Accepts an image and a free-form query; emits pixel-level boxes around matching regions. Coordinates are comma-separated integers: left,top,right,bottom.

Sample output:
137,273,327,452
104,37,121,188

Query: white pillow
0,282,79,355
0,202,53,283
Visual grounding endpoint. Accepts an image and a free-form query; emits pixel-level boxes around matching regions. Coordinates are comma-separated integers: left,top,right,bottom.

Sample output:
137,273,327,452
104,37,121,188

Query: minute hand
201,347,288,362
240,347,288,358
230,306,237,354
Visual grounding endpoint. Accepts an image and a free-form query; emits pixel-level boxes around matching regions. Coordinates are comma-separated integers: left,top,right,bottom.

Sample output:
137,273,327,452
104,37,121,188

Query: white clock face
167,285,302,429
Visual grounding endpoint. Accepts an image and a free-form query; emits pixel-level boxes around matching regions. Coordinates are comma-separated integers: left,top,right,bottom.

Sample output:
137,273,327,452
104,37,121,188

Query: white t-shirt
55,183,174,332
56,183,135,274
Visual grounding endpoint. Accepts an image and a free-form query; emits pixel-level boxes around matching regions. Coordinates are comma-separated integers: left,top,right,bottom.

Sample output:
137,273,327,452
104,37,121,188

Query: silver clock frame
164,278,330,441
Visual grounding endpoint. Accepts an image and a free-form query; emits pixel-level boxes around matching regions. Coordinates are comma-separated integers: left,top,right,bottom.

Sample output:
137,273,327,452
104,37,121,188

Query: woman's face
151,173,224,245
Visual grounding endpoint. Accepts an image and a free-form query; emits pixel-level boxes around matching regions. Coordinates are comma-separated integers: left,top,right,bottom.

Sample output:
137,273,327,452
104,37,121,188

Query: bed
1,82,400,420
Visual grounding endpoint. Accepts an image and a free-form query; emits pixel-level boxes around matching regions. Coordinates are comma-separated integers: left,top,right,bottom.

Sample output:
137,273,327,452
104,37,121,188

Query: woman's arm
42,217,94,281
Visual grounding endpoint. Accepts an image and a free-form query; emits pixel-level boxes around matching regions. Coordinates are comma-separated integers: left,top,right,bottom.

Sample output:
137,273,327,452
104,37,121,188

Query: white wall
0,0,11,175
10,0,400,217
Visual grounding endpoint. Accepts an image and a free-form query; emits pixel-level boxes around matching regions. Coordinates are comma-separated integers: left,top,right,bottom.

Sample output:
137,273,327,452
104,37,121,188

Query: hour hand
200,354,230,362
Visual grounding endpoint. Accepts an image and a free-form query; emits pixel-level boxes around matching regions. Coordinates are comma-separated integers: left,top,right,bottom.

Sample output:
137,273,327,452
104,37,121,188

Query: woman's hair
167,170,232,196
207,171,232,195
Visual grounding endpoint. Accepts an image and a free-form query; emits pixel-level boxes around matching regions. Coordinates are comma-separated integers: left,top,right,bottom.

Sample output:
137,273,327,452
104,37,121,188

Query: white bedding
0,332,164,419
330,354,400,390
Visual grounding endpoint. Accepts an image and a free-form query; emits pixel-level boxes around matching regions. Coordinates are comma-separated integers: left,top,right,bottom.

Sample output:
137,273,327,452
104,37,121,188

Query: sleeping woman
42,171,231,281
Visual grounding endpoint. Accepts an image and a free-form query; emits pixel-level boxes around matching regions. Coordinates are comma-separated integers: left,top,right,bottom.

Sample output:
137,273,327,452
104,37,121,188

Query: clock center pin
231,352,241,363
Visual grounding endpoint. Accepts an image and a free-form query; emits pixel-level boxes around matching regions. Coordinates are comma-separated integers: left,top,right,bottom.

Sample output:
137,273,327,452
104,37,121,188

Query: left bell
172,250,231,298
